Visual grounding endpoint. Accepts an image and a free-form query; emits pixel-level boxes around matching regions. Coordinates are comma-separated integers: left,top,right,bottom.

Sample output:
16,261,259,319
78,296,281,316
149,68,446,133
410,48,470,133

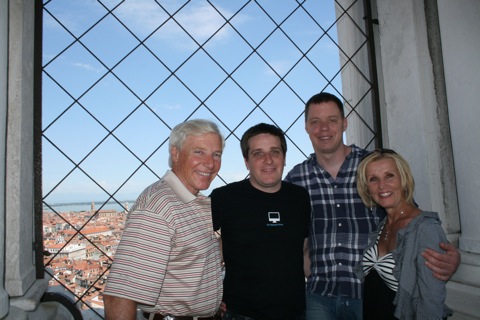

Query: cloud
164,103,183,111
111,0,166,30
113,0,242,48
176,3,230,42
264,59,291,77
72,62,102,73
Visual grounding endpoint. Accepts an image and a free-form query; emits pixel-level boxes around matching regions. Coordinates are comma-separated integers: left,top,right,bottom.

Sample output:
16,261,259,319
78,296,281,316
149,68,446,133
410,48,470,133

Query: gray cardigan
356,211,452,319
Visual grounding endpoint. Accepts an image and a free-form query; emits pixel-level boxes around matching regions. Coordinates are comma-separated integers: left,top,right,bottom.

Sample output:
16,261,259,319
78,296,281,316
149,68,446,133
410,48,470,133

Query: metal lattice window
41,0,378,318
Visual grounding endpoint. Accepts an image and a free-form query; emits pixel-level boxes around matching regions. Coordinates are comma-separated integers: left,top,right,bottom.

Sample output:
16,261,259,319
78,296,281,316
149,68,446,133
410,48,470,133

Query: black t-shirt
211,180,311,320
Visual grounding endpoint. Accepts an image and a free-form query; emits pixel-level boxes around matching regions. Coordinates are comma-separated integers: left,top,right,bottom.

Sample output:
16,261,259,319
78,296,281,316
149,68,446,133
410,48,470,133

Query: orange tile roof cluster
43,206,127,309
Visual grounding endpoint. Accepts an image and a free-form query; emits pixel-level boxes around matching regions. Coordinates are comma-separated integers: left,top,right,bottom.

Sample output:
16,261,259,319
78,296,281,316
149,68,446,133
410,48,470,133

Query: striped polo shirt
104,170,223,316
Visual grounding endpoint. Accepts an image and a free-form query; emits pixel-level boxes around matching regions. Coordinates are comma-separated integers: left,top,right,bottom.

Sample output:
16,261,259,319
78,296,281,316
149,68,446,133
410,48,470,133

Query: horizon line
43,200,136,207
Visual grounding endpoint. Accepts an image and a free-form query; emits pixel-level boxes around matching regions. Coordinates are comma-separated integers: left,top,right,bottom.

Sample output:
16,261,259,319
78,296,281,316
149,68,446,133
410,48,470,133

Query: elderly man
104,119,224,320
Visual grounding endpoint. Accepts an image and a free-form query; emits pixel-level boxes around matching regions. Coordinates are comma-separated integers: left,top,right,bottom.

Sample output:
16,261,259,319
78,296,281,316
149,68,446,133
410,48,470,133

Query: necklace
383,210,404,241
383,228,390,241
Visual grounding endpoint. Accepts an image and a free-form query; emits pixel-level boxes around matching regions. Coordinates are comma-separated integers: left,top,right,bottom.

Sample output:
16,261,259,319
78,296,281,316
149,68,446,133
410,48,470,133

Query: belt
142,312,216,320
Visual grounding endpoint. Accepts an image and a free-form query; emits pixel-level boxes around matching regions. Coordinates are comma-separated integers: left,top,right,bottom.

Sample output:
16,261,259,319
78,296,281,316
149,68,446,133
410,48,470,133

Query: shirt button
338,243,342,246
336,204,340,208
338,223,342,227
339,262,343,266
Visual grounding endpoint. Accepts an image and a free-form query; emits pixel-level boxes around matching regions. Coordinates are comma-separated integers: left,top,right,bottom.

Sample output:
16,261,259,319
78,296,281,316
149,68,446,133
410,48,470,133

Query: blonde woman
356,149,451,319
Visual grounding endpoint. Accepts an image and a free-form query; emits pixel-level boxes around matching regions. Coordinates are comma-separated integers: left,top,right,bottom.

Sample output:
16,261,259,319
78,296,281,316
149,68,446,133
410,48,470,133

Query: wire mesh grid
41,0,375,317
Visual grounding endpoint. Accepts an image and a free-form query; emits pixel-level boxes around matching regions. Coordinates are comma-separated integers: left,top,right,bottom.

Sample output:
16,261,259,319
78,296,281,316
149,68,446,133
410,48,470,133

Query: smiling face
305,101,347,155
171,132,222,195
244,133,285,193
365,158,405,211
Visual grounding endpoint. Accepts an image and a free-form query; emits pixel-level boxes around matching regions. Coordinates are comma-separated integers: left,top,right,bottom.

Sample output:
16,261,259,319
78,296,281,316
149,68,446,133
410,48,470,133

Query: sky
41,0,343,206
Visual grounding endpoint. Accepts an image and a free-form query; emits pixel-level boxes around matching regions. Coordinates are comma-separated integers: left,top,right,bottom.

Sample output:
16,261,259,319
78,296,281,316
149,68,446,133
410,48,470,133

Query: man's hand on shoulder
422,242,461,281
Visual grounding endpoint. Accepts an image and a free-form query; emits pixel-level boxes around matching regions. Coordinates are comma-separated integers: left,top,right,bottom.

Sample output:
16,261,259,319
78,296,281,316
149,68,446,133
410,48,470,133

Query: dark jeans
305,292,362,320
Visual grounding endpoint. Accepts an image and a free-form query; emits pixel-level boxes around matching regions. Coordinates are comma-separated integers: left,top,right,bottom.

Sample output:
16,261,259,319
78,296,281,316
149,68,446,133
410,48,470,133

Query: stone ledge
447,281,480,320
10,274,50,311
451,251,480,288
3,306,28,320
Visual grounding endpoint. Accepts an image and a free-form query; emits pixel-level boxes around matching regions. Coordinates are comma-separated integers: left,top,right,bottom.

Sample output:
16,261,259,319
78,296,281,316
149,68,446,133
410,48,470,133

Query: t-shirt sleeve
210,189,221,231
301,188,312,238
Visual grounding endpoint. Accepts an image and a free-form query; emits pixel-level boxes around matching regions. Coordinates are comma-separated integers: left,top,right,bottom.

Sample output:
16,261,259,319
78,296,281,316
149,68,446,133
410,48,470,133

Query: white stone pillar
374,0,461,238
437,0,480,254
5,0,37,296
374,1,479,317
0,0,10,317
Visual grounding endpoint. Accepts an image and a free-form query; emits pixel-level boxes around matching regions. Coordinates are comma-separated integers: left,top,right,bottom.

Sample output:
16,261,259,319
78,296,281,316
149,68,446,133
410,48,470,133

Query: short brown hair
304,92,345,121
240,123,287,160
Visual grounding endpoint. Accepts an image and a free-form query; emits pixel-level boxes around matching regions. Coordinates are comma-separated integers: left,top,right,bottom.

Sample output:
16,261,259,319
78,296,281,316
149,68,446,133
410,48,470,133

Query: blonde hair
357,150,415,208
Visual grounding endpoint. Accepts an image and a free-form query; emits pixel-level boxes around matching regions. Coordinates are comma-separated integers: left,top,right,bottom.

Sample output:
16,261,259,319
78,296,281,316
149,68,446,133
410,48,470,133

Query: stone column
375,2,480,317
437,0,480,255
5,0,37,296
0,0,10,317
374,0,461,237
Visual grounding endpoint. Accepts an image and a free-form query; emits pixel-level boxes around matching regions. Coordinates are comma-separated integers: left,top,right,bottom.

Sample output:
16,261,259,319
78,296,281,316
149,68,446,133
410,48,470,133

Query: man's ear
171,147,179,164
244,157,250,171
342,117,348,132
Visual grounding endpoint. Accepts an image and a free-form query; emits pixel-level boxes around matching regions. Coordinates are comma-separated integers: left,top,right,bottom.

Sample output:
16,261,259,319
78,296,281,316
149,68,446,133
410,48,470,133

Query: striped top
362,226,398,292
103,170,223,316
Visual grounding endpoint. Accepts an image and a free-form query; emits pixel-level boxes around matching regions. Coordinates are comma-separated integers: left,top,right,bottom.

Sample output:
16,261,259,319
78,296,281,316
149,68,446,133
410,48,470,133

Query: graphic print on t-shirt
267,211,283,227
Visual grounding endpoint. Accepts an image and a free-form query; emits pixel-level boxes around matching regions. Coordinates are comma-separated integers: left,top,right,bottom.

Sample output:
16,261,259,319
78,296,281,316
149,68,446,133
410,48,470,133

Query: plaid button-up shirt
285,145,384,299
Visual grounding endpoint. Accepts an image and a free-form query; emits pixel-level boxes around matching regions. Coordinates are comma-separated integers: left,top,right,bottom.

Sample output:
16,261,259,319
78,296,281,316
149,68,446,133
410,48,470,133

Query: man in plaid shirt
285,92,460,320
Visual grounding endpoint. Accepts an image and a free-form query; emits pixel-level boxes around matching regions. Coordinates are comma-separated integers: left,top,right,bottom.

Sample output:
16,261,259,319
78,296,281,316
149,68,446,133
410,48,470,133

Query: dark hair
240,123,287,159
304,92,345,121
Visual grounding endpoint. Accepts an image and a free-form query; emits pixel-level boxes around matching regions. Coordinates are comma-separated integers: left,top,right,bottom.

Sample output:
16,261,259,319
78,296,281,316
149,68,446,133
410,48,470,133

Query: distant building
83,226,113,238
97,210,119,219
45,243,86,260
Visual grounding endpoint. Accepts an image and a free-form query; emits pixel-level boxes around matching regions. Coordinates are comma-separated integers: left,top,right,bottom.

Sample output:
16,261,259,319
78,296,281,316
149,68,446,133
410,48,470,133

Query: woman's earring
369,195,373,210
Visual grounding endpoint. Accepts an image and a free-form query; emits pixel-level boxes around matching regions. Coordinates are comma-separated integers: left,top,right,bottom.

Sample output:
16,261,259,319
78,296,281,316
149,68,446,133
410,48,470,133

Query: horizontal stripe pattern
362,231,398,292
104,173,222,316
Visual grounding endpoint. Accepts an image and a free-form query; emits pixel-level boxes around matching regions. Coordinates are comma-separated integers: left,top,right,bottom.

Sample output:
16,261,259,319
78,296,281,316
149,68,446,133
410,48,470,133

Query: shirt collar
163,170,205,203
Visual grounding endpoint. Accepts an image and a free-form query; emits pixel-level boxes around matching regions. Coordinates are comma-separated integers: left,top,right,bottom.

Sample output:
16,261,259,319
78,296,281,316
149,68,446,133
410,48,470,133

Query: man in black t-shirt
211,123,311,320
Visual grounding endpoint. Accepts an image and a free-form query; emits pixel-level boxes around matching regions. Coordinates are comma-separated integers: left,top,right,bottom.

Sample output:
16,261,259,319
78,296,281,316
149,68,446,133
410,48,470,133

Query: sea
42,201,134,213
